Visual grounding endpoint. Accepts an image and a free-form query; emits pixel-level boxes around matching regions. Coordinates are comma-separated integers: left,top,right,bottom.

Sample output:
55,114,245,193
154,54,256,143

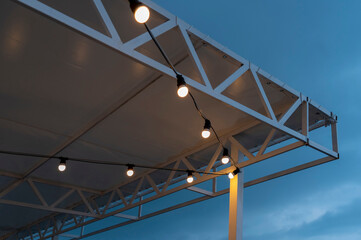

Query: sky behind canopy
88,0,361,239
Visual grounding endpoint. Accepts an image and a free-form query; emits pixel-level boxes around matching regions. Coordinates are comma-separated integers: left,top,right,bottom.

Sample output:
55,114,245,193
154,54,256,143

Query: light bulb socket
127,164,134,170
222,148,229,157
203,119,211,130
176,74,186,87
129,0,142,13
233,168,240,175
59,157,67,165
187,170,193,177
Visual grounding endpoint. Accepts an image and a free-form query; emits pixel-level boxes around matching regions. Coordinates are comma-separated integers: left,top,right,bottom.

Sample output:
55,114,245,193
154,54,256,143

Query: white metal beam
214,64,249,93
251,65,276,120
229,137,254,160
179,22,212,88
123,20,176,50
302,101,309,137
27,180,48,207
205,144,223,173
92,0,121,43
114,213,138,220
256,128,276,156
187,186,214,196
331,122,338,153
279,99,301,125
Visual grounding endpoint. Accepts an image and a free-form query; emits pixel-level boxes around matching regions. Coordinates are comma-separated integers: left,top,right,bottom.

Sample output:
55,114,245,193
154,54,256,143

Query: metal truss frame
2,137,337,240
0,0,339,239
1,118,338,240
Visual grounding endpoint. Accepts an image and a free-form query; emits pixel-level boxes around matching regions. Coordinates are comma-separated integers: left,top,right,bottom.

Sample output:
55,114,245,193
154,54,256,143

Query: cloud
304,232,361,240
244,183,361,237
279,231,361,240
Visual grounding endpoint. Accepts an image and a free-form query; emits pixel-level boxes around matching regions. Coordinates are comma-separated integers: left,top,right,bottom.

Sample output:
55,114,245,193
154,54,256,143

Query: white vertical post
138,196,143,218
212,167,217,193
331,122,338,152
229,146,244,240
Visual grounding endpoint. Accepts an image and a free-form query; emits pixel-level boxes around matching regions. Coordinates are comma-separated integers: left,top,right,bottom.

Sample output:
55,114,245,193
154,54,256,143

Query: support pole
302,100,309,137
229,147,244,240
331,122,338,153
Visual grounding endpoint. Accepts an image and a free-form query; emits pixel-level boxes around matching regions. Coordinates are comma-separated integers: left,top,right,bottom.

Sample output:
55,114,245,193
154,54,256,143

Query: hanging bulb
177,74,188,98
129,0,150,23
126,164,134,177
134,6,150,23
228,168,240,179
201,119,211,139
58,157,67,172
186,171,194,183
221,148,230,164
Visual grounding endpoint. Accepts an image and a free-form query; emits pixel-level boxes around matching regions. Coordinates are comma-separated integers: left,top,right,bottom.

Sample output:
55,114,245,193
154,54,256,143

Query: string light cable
0,149,227,177
127,0,240,172
138,11,238,168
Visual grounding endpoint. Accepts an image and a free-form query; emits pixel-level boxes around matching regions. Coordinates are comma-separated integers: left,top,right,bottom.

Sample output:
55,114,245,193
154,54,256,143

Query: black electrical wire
0,149,226,176
144,23,178,76
143,23,238,167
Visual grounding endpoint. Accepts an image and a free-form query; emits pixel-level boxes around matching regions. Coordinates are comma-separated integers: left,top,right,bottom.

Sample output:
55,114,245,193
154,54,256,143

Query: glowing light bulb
202,119,211,138
221,156,230,164
58,158,67,172
127,164,134,177
176,74,188,98
127,169,134,176
221,148,229,165
201,129,210,138
58,164,66,172
129,0,150,24
177,85,188,98
134,5,150,23
187,175,194,183
187,171,194,183
228,168,240,180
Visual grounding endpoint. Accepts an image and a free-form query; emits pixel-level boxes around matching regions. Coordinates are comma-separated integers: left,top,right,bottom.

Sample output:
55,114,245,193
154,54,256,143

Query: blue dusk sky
86,0,361,239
